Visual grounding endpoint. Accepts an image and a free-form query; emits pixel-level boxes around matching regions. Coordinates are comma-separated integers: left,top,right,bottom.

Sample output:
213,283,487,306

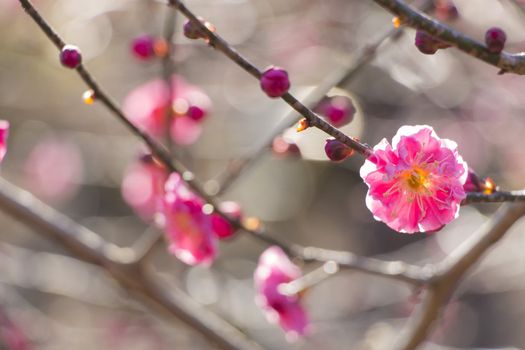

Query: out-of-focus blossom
211,201,242,240
122,75,211,145
131,35,155,60
434,0,459,21
360,125,467,233
169,117,202,146
24,138,83,203
163,173,216,265
0,308,31,350
317,96,355,128
254,246,309,339
122,154,168,222
0,120,9,163
271,136,301,158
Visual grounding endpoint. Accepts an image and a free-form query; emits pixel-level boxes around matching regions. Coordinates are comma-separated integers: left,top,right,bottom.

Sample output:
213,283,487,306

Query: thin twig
210,0,436,195
279,261,339,296
300,246,432,285
162,8,177,151
210,27,402,195
166,0,373,157
0,177,263,350
394,202,525,350
370,0,525,74
465,190,525,204
131,226,164,263
17,0,431,281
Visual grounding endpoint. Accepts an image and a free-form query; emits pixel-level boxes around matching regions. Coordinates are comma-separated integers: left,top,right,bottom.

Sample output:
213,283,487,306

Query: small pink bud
435,2,459,21
131,35,155,60
485,27,506,54
260,66,290,98
187,105,207,122
59,45,82,69
272,136,301,158
415,30,450,55
211,201,242,240
324,139,354,162
319,96,355,128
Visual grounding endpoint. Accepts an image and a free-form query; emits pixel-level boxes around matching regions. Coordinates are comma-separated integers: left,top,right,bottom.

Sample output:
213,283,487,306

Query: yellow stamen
401,167,430,192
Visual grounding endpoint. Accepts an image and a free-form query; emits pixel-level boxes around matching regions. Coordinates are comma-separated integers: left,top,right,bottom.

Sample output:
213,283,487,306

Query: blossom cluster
122,155,239,266
123,74,211,146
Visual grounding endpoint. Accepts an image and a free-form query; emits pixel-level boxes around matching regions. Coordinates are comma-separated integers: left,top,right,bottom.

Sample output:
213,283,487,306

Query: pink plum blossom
163,173,216,265
0,120,8,163
254,246,309,339
24,138,83,204
122,154,168,222
122,75,211,145
360,125,468,233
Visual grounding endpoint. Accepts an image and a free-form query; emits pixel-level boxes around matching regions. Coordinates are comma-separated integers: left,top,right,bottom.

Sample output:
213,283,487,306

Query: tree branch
0,177,263,350
465,190,525,204
210,26,403,195
166,0,373,157
394,202,525,350
369,0,525,74
17,0,429,285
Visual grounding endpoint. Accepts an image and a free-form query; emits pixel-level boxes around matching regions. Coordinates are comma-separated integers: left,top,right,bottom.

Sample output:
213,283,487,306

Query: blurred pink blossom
254,246,310,339
122,75,211,145
163,173,216,265
0,308,31,350
0,120,9,163
360,125,467,233
24,138,83,203
122,154,168,222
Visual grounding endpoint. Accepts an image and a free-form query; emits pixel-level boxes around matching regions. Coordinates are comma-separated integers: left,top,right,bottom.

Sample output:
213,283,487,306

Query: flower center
174,212,202,239
402,167,430,191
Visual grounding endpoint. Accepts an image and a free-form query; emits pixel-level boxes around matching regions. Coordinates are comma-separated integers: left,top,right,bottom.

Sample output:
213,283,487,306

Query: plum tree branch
0,176,263,350
16,0,435,284
394,202,525,350
369,0,525,74
166,0,373,158
465,190,525,203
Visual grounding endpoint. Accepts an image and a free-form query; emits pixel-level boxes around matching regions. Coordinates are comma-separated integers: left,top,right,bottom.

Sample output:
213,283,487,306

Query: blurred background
1,0,525,349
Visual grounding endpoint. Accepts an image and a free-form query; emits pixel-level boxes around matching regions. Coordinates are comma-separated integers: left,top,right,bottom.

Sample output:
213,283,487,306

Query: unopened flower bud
485,27,506,54
324,139,354,162
260,66,290,98
415,30,450,55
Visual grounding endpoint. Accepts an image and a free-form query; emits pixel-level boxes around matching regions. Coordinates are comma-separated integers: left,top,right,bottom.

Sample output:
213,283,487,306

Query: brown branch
465,190,525,204
369,0,525,74
0,177,263,350
16,0,432,286
209,0,436,195
166,0,373,157
210,27,403,195
393,202,525,350
299,246,431,285
162,8,177,151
